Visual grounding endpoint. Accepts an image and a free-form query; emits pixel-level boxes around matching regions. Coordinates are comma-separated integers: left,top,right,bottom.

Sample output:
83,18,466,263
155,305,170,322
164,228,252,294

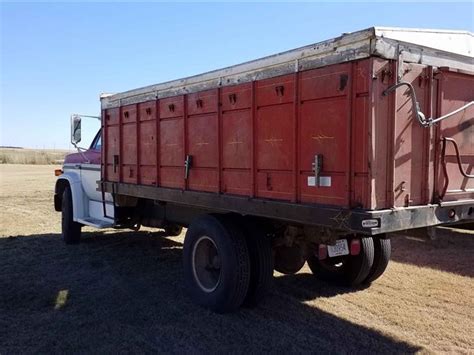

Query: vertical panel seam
251,81,257,198
136,104,140,185
156,98,160,186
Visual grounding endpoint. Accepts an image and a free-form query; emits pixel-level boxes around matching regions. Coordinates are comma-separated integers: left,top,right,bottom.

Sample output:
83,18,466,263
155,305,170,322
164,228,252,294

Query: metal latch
184,155,193,179
308,154,331,187
312,154,323,187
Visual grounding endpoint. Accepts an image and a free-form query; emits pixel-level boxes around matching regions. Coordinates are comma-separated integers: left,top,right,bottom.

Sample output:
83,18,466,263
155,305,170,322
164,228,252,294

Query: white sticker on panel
307,176,331,187
319,176,331,187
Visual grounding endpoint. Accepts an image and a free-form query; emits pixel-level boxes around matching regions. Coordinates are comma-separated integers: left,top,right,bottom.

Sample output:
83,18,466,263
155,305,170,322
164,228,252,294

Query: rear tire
183,215,250,313
240,217,273,307
307,237,374,287
364,236,391,283
61,186,82,245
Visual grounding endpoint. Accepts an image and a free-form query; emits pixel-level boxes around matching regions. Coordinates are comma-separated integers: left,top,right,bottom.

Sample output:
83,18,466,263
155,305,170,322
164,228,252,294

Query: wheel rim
192,236,221,293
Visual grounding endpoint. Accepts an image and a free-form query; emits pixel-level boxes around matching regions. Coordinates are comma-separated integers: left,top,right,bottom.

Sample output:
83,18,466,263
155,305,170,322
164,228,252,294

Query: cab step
77,217,114,229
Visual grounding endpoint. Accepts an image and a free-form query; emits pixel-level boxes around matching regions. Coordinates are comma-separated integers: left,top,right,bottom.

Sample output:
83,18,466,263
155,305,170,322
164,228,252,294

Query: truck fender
54,171,86,221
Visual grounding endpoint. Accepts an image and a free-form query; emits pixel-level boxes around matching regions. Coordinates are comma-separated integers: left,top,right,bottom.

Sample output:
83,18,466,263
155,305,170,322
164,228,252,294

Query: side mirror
71,115,82,144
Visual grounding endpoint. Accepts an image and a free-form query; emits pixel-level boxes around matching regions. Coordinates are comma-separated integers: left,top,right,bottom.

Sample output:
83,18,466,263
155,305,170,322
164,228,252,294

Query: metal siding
393,64,429,207
104,108,120,182
187,112,219,192
369,58,394,209
351,58,371,208
121,104,137,124
159,96,184,119
159,96,184,189
436,71,474,201
256,75,295,201
298,64,351,206
121,121,137,184
186,89,219,192
139,119,157,185
220,83,252,196
187,89,218,116
102,57,473,214
221,83,252,111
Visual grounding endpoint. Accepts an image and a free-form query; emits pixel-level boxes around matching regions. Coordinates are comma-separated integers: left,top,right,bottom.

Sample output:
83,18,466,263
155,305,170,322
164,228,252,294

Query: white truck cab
54,115,114,243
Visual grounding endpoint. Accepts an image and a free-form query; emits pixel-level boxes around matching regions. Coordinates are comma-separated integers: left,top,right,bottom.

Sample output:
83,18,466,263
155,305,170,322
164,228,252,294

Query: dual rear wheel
184,214,391,313
306,236,391,286
183,214,273,313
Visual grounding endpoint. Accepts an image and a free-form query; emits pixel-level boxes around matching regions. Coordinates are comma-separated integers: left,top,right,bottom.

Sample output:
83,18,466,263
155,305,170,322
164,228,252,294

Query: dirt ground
1,164,473,353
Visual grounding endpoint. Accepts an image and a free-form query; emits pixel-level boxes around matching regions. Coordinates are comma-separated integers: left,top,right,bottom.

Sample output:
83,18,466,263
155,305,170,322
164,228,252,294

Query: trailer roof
101,26,473,109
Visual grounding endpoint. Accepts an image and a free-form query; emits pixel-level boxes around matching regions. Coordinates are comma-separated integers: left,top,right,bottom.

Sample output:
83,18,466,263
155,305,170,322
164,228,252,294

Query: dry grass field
0,148,71,165
1,164,473,353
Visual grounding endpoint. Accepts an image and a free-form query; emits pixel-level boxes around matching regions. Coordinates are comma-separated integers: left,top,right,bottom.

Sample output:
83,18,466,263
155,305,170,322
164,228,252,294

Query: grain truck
55,27,474,313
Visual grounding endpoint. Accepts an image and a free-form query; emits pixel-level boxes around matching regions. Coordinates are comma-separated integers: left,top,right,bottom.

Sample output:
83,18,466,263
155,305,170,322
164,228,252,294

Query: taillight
54,169,63,176
350,239,361,256
318,244,328,260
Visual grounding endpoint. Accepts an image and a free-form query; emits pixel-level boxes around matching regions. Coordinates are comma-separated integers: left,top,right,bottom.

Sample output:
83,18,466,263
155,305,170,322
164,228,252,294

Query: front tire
183,215,250,313
61,186,82,244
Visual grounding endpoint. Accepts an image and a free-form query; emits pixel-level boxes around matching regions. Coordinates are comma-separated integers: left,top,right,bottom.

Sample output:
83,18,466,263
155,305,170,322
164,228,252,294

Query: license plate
327,239,349,257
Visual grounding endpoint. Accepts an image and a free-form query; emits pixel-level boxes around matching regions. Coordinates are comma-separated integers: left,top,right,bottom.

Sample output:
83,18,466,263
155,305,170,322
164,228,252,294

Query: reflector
350,239,361,256
318,244,328,260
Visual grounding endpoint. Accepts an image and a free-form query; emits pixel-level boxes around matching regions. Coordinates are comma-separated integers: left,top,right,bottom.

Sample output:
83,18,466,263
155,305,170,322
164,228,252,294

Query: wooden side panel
187,89,219,192
139,118,157,185
159,96,184,189
436,70,474,202
298,63,351,206
221,83,252,196
104,65,369,208
392,63,430,207
256,75,295,200
120,105,137,184
369,58,395,209
138,101,157,186
160,96,184,119
351,59,371,208
104,107,120,182
100,59,462,211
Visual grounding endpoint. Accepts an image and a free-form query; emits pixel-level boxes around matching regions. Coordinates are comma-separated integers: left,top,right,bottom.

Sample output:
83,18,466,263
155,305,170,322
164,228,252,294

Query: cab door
80,130,104,202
